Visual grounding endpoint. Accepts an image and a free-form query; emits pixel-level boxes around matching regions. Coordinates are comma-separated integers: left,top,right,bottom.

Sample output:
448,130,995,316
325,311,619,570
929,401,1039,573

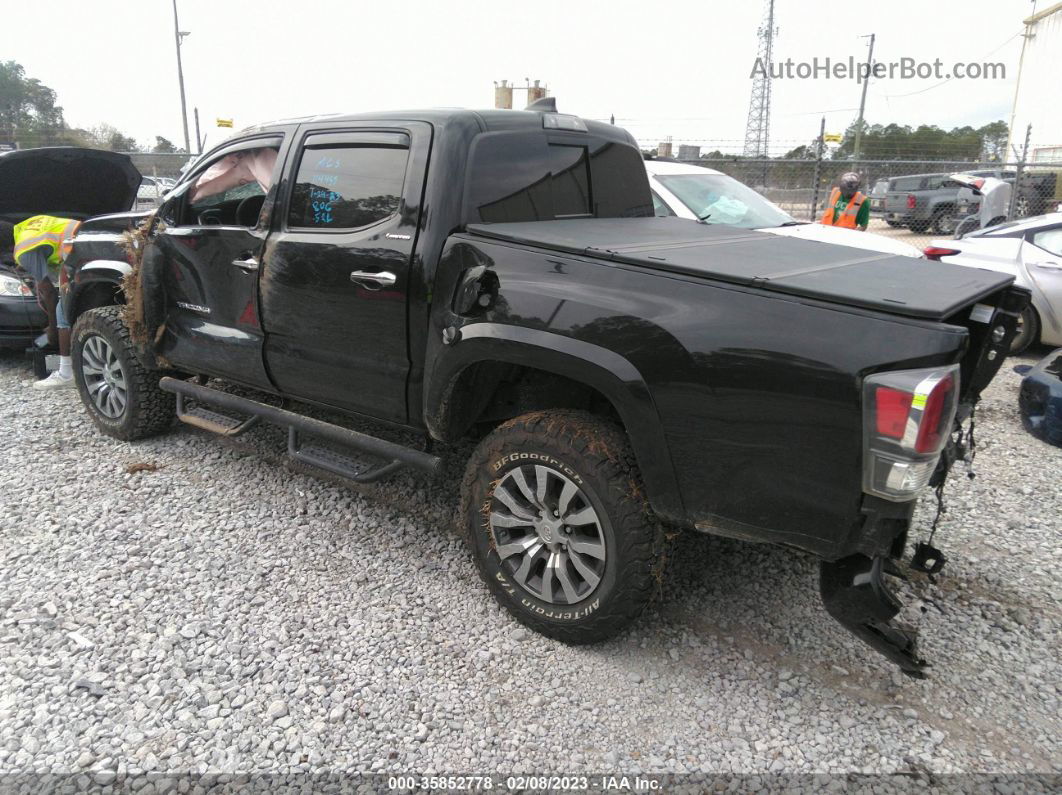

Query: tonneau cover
465,217,1014,320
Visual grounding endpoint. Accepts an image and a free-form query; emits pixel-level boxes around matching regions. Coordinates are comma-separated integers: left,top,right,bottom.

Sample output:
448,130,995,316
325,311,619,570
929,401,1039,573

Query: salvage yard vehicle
0,147,140,370
1018,348,1062,447
925,213,1062,354
645,159,920,257
61,103,1029,678
884,168,1015,234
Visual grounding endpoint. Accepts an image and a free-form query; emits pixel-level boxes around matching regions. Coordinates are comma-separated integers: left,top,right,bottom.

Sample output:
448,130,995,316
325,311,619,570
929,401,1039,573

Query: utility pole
810,116,826,220
852,33,875,161
193,107,203,154
172,0,191,154
1008,123,1032,221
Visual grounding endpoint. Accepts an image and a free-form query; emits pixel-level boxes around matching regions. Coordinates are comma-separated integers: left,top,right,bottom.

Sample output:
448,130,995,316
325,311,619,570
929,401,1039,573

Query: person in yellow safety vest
4,215,82,390
819,172,869,231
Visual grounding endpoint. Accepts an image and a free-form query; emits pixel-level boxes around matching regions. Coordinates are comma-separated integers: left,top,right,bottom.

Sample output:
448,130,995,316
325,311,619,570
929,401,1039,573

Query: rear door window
1031,227,1062,257
287,133,409,230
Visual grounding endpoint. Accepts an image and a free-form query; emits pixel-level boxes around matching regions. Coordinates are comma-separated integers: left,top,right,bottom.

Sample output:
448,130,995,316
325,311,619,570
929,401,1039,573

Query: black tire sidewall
460,412,663,643
469,448,622,626
72,308,170,440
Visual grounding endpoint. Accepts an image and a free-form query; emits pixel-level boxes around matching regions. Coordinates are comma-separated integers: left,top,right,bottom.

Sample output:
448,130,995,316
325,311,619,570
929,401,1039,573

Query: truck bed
466,217,1012,321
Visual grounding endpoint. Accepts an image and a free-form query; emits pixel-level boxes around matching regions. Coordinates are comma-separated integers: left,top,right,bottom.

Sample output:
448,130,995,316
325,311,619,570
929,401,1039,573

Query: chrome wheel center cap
535,513,564,545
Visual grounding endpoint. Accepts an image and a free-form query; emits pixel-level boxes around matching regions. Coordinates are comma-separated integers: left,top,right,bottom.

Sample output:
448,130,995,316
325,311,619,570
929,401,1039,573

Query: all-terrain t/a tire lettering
460,410,666,643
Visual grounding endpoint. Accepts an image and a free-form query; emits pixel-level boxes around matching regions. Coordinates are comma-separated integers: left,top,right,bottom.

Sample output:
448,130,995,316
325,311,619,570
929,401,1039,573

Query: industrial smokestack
494,80,513,109
527,79,547,104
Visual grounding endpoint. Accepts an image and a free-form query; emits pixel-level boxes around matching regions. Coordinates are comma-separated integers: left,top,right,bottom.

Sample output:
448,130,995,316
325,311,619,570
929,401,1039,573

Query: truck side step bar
820,554,929,679
159,377,442,483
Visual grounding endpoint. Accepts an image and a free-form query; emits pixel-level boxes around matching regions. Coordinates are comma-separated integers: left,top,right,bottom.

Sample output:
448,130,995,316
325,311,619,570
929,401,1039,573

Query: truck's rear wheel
460,410,665,643
931,208,956,235
72,306,175,441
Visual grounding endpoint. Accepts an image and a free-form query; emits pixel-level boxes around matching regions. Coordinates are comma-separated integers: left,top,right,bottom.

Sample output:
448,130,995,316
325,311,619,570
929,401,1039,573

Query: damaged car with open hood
58,102,1030,678
0,146,140,374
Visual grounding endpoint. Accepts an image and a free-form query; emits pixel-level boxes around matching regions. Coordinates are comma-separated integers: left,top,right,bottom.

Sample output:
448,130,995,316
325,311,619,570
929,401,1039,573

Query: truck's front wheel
460,410,665,643
72,306,175,441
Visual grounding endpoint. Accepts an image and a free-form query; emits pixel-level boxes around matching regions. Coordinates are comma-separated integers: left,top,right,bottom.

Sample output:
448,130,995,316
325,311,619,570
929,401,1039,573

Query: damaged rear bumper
820,553,928,678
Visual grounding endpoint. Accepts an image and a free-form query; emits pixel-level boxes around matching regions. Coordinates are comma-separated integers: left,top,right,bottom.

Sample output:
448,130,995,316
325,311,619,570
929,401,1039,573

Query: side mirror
160,187,170,197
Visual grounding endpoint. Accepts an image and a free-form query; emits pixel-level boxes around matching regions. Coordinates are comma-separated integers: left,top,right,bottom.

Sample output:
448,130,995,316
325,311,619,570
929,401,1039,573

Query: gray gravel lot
0,345,1059,784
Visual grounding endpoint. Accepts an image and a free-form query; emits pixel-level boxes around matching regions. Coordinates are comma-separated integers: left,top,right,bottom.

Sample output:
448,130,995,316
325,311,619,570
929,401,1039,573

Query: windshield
655,173,795,228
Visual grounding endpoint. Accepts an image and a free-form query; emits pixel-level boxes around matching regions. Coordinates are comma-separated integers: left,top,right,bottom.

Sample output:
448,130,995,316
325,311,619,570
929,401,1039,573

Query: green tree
89,124,141,152
831,118,1008,162
0,60,65,144
153,136,182,154
977,121,1009,161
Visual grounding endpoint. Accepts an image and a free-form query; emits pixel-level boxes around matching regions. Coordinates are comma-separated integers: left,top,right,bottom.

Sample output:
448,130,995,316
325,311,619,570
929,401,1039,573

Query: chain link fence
123,152,198,210
645,129,1062,253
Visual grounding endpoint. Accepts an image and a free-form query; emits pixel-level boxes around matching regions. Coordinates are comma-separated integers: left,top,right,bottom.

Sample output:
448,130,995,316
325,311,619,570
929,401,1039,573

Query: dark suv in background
1014,168,1062,218
884,168,1015,233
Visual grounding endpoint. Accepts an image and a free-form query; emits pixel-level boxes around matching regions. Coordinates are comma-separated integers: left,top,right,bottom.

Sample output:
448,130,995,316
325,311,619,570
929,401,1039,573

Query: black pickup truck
62,103,1028,677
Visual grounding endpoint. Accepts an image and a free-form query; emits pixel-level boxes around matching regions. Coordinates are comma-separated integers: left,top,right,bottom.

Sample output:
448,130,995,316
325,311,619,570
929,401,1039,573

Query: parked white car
645,160,921,257
926,213,1062,353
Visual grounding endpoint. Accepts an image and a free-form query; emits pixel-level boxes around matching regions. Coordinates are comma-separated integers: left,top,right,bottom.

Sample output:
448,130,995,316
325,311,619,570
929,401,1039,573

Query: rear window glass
288,143,408,229
549,145,591,217
466,132,652,223
891,177,925,191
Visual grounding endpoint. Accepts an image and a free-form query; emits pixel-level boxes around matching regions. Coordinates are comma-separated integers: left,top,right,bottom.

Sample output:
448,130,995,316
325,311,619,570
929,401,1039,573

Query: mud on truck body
61,103,1030,677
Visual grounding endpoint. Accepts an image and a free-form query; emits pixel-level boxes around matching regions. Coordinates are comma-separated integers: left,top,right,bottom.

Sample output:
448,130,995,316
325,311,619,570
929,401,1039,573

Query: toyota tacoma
60,101,1029,677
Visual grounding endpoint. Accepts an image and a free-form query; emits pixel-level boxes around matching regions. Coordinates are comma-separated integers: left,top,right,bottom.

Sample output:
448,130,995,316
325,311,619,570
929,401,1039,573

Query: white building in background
1009,2,1062,162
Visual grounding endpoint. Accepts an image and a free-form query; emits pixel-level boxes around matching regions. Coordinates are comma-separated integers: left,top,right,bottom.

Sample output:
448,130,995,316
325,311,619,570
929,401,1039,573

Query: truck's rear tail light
914,372,955,454
874,387,913,438
906,194,917,209
922,246,960,261
863,365,960,501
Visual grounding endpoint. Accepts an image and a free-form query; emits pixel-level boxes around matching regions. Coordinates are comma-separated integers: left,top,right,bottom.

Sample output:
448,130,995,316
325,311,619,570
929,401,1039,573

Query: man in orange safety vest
820,172,869,231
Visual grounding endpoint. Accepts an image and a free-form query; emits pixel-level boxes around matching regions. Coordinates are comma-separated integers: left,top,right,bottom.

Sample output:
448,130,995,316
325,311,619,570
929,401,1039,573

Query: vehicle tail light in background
923,246,961,261
906,194,917,209
863,365,960,501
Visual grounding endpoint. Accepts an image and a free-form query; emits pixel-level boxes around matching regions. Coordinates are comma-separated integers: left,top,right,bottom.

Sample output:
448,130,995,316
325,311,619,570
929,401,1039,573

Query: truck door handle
1036,260,1062,271
350,270,397,289
232,256,259,272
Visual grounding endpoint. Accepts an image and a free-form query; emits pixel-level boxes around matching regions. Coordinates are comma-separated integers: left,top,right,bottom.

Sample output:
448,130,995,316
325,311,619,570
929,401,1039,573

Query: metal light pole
852,33,875,160
172,0,191,154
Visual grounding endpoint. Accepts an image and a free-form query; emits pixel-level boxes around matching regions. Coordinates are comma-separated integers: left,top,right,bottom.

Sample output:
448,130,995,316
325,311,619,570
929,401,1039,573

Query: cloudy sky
2,0,1039,153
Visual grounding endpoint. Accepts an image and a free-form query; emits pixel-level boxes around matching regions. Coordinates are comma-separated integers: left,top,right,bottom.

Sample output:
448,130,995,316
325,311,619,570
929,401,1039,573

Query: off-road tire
72,306,175,441
1010,305,1040,355
459,410,666,643
908,220,931,233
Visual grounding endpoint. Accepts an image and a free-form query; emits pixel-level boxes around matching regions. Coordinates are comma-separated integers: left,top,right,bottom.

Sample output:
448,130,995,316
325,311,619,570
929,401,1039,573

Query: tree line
0,60,183,154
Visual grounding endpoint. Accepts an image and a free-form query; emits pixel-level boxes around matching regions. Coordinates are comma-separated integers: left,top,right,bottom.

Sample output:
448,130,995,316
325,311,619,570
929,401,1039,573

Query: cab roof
233,108,632,143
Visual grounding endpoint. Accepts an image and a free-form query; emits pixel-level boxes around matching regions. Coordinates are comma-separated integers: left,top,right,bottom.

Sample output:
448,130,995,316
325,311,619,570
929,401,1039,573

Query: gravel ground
0,344,1059,787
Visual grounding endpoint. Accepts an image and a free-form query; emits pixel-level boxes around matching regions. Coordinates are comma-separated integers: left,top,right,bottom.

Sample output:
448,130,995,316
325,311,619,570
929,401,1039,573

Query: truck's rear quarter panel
431,234,983,557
